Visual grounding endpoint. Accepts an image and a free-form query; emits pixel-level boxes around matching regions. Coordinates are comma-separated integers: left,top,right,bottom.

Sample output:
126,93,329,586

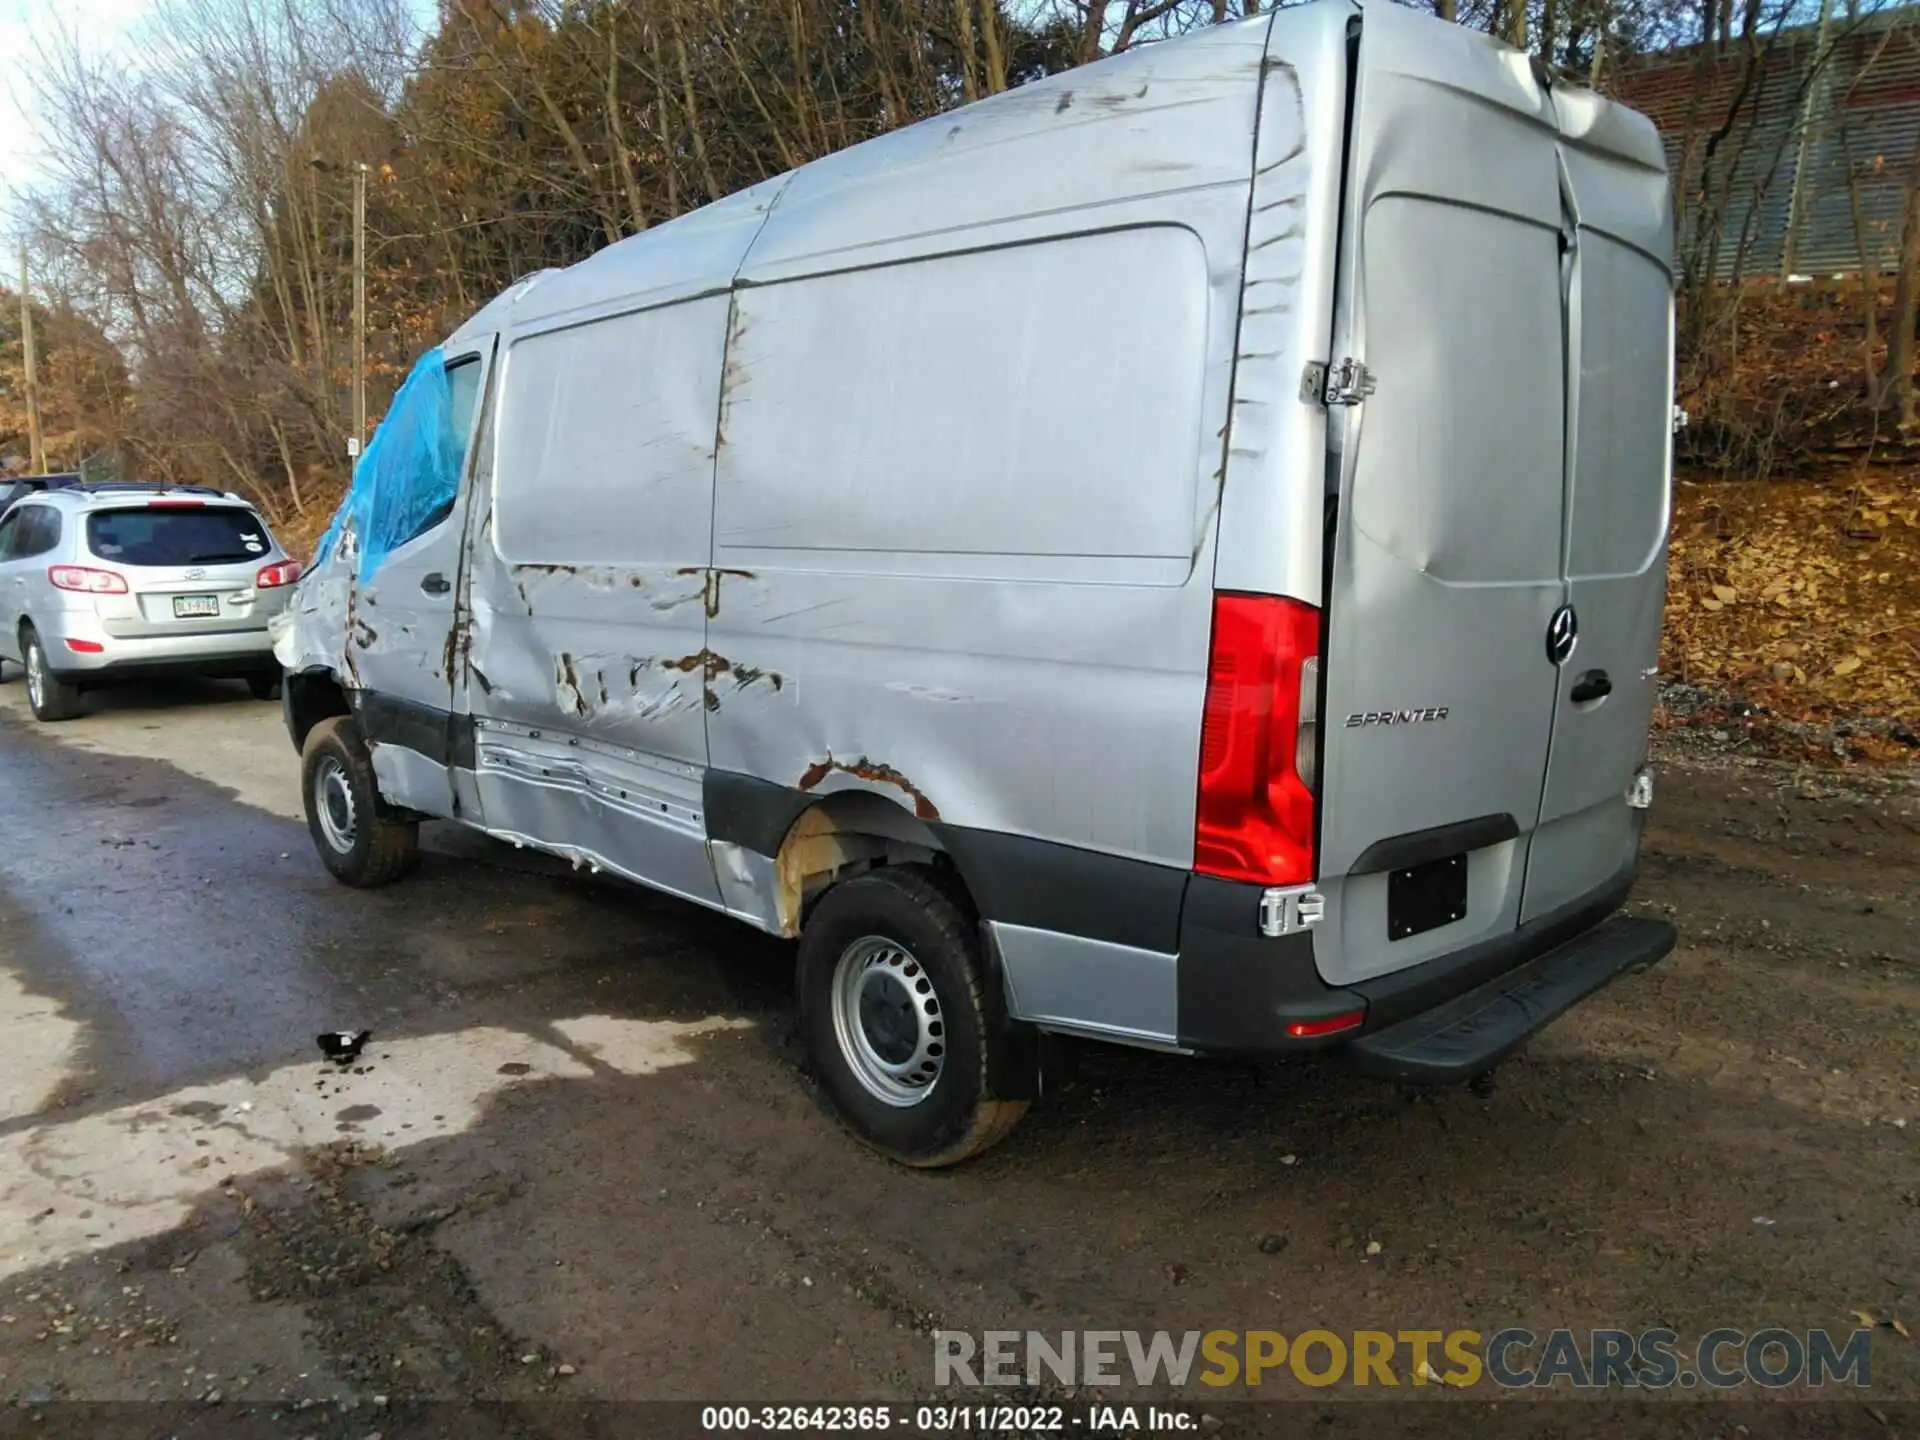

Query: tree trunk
669,11,722,204
1877,125,1920,423
954,0,978,100
1077,0,1109,64
604,18,648,234
1840,122,1883,399
646,18,681,217
979,0,1007,92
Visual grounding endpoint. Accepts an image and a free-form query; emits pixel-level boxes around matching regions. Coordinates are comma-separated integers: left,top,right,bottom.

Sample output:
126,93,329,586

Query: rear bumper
41,620,278,679
1175,864,1673,1076
1344,915,1675,1081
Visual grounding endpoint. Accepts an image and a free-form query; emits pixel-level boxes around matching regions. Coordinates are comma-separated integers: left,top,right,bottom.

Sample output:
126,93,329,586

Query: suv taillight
1194,593,1320,887
49,565,129,594
256,560,302,588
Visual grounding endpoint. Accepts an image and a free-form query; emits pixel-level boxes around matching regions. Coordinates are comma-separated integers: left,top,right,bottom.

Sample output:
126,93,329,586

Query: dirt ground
0,678,1913,1439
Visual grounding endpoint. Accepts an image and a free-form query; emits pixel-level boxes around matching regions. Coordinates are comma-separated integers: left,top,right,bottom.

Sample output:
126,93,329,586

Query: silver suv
0,484,299,721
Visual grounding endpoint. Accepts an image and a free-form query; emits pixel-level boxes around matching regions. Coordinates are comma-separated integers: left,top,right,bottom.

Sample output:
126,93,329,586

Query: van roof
448,0,1663,345
459,9,1288,339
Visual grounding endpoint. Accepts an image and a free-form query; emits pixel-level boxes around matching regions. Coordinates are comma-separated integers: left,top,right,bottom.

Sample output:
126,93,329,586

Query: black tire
300,715,420,887
797,866,1034,1167
22,628,84,722
246,672,283,702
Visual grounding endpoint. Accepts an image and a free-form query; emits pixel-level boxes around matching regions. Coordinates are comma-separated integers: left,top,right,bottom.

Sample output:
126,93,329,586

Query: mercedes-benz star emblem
1546,604,1579,666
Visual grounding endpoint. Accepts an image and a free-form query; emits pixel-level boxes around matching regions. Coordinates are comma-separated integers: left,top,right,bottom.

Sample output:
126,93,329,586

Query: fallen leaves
1851,1308,1912,1339
1664,473,1920,737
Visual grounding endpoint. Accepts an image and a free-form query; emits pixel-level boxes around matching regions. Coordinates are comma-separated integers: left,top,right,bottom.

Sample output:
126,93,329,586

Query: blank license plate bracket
172,595,220,618
1388,854,1467,942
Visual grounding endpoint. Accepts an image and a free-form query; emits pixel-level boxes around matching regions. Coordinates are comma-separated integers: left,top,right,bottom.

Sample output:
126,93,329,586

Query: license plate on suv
172,594,221,618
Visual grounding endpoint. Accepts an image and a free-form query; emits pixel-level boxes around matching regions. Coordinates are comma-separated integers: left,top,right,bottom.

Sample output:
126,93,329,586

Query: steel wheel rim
830,935,945,1107
313,756,358,853
25,642,45,711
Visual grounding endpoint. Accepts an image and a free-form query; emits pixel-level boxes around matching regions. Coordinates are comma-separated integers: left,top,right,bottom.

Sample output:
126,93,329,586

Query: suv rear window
86,507,272,566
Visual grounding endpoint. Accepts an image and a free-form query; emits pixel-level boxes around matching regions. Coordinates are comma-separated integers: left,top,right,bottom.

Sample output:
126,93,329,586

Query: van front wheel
797,866,1031,1167
300,716,420,887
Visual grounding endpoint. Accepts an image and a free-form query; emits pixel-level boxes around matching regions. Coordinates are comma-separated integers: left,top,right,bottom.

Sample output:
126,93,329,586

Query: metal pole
17,245,45,475
352,162,368,457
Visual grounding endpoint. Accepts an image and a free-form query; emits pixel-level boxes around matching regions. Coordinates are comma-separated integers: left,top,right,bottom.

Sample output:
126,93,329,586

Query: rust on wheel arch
796,754,940,822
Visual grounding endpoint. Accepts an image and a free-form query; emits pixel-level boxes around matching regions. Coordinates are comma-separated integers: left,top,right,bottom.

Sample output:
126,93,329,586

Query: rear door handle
421,572,451,596
1570,669,1612,703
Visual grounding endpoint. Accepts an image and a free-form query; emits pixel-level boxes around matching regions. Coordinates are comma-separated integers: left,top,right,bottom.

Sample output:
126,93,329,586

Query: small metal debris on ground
317,1030,372,1064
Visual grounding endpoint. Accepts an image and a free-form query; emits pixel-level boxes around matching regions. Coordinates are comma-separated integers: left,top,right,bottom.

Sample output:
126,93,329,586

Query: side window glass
317,343,484,581
0,513,19,562
16,509,56,558
447,358,482,479
396,356,483,550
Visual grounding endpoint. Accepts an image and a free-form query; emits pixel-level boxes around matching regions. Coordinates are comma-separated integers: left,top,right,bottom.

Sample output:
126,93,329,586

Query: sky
0,0,156,214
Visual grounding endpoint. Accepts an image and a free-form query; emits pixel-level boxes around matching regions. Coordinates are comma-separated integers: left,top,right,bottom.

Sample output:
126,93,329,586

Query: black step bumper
1343,915,1675,1082
1176,860,1675,1070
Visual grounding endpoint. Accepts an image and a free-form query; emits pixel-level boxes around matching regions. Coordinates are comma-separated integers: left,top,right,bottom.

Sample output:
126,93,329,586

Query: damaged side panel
453,291,733,908
1211,4,1351,600
707,184,1254,876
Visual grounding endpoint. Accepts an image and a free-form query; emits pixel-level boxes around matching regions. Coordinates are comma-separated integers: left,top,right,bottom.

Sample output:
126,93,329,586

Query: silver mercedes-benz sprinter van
276,0,1679,1165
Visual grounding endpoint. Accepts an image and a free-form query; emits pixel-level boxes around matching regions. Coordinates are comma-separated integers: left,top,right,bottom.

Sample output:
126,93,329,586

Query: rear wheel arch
770,790,961,938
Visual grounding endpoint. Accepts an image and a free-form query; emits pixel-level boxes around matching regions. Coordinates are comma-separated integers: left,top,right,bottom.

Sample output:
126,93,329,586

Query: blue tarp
314,347,460,582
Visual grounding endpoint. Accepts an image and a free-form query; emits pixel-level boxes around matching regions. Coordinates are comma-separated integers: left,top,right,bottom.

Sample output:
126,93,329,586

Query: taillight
145,500,205,509
256,560,302,588
1194,593,1320,887
1285,1009,1366,1039
49,565,129,594
64,638,105,653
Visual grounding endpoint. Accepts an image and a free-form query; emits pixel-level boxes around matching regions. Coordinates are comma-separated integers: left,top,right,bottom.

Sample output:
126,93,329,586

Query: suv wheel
247,672,283,702
22,629,83,722
797,866,1033,1167
300,716,420,887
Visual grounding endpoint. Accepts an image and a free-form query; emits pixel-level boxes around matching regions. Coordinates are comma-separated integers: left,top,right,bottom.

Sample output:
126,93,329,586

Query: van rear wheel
797,866,1032,1167
300,716,420,887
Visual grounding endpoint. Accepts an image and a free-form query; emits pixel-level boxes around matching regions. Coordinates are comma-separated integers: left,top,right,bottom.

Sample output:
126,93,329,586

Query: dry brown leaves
277,487,346,563
1665,471,1920,747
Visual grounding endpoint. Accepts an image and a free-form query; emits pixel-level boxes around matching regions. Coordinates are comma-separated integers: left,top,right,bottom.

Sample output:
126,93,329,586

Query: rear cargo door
1313,4,1568,985
1522,106,1674,922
